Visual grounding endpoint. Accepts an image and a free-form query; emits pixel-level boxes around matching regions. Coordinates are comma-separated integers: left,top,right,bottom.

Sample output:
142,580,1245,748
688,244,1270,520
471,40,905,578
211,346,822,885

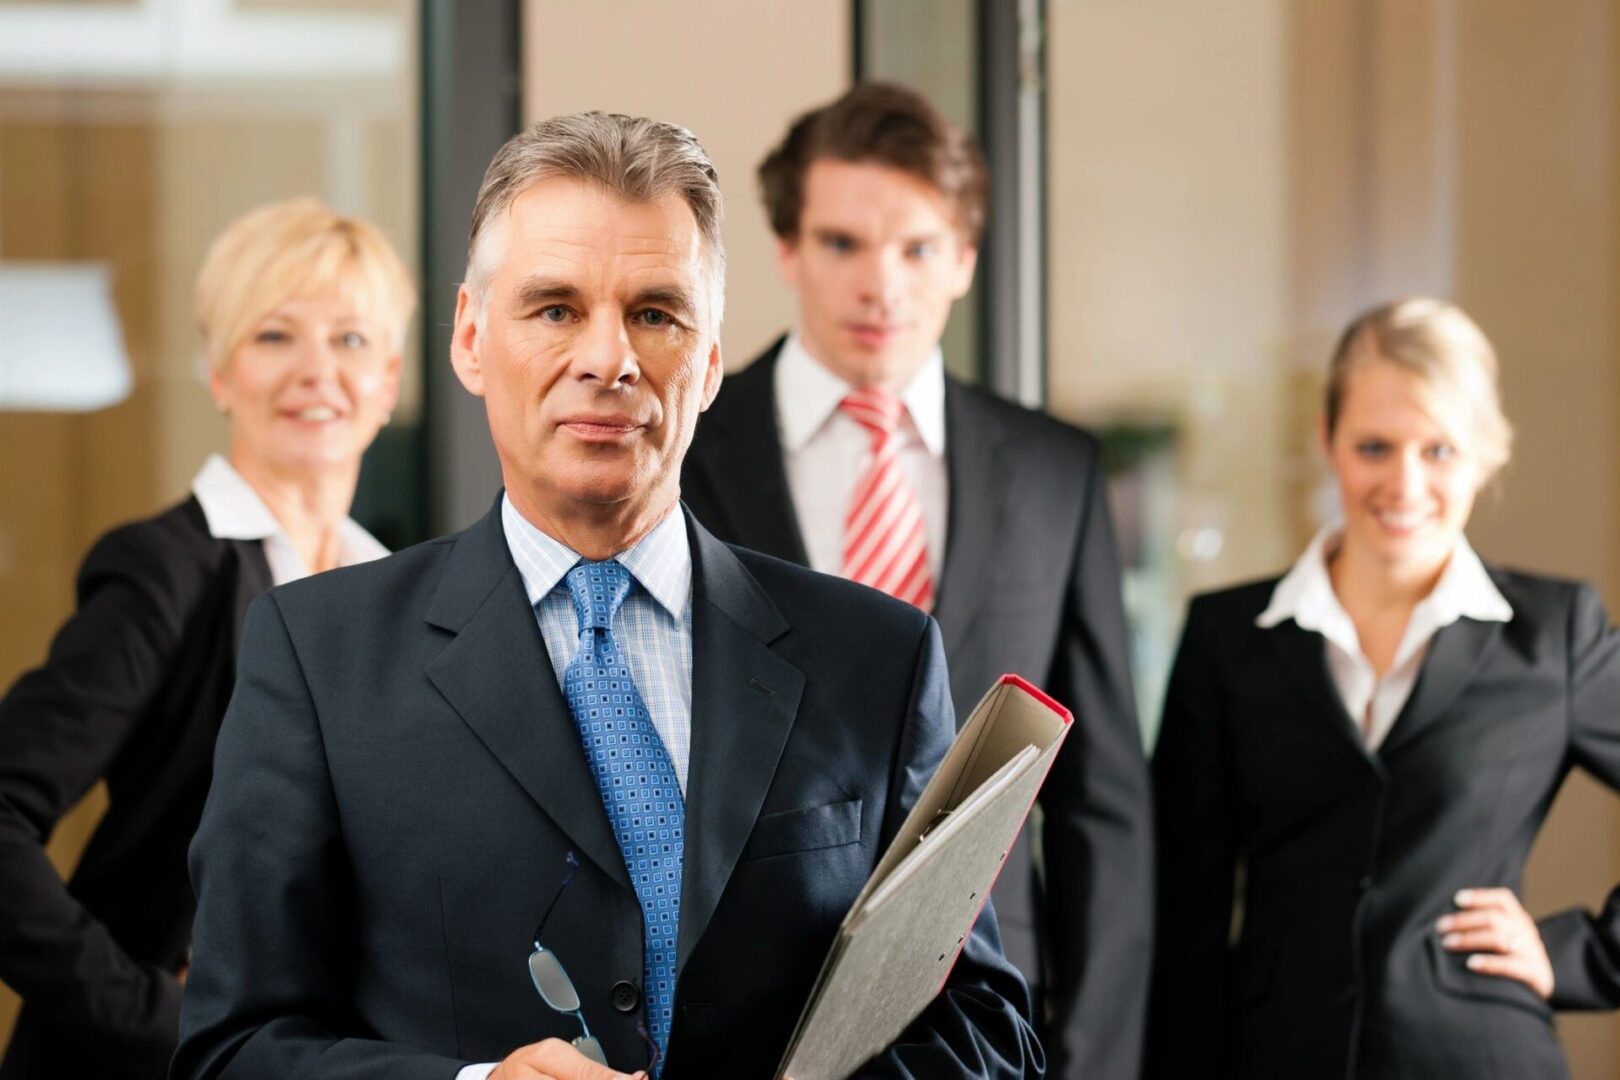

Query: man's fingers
538,1043,631,1080
500,1039,639,1080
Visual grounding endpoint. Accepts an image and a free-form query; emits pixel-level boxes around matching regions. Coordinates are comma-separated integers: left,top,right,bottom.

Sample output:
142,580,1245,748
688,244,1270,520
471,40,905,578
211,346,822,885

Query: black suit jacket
680,340,1153,1078
0,497,271,1079
172,501,1038,1080
1147,567,1620,1079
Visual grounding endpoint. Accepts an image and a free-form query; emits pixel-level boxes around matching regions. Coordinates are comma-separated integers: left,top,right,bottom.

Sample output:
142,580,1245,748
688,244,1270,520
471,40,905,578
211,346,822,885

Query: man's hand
488,1038,645,1080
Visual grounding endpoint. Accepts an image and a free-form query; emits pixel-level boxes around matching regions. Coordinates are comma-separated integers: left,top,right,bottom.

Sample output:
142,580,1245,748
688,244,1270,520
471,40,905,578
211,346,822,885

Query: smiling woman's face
212,287,401,478
1324,358,1484,577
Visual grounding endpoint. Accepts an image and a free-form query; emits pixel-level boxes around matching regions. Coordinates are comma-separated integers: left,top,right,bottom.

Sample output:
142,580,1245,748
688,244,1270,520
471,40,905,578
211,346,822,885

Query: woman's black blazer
1146,565,1620,1079
0,496,270,1078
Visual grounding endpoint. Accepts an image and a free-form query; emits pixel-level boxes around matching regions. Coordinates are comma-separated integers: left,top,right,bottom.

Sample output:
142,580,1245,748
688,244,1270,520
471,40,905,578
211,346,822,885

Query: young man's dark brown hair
757,81,989,242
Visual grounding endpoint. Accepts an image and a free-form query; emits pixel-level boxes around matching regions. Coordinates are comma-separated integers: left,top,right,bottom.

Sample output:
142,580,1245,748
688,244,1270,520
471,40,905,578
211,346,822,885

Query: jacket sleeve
1143,597,1239,1077
1539,583,1620,1010
0,524,191,1076
859,618,1045,1079
1038,444,1154,1079
171,595,469,1080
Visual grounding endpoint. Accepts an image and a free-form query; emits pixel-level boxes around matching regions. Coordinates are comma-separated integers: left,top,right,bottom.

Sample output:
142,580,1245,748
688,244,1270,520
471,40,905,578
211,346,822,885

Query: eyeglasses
529,852,607,1065
528,852,661,1074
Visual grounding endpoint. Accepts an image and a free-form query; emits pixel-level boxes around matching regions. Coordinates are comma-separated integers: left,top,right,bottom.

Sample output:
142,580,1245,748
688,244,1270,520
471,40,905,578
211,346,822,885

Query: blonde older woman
1147,299,1620,1078
0,198,413,1079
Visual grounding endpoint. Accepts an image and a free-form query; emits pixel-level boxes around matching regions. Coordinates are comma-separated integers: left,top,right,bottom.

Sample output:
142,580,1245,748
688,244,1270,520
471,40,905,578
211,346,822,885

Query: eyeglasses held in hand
528,852,661,1074
529,851,608,1065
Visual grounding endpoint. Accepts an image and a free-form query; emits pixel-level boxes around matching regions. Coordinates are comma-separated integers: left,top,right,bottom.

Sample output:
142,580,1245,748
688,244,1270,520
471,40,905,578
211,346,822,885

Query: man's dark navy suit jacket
173,501,1040,1079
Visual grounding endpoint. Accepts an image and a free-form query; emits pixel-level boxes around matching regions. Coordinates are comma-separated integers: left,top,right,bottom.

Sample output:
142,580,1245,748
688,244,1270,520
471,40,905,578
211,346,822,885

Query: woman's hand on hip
1437,887,1554,999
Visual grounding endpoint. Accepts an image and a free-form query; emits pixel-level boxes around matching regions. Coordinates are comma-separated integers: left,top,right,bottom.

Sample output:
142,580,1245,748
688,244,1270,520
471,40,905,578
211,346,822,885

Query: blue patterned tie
560,559,683,1071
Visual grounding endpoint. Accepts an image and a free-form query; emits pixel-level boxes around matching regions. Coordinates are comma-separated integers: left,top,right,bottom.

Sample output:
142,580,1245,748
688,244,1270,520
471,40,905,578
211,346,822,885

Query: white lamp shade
0,262,134,412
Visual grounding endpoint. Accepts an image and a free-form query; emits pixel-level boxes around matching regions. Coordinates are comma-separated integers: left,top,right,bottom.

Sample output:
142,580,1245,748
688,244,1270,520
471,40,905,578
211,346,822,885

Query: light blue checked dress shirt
500,493,695,792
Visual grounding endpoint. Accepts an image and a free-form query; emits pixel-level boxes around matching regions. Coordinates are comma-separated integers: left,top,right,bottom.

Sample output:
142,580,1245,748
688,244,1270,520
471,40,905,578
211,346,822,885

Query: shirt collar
193,454,282,540
500,493,692,620
190,454,388,566
1256,525,1512,633
1255,526,1350,638
1424,531,1514,624
774,331,947,457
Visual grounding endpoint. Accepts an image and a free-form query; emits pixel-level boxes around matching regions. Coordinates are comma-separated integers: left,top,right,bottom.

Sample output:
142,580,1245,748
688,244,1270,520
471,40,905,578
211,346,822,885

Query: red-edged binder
777,675,1072,1080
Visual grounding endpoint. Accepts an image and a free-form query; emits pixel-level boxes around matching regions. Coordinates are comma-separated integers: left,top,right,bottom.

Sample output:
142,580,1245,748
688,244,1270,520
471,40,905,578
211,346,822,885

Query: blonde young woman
0,198,413,1078
1147,299,1620,1078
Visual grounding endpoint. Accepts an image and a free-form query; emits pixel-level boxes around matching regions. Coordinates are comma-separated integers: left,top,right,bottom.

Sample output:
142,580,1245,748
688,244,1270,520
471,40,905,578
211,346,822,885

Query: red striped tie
839,388,934,612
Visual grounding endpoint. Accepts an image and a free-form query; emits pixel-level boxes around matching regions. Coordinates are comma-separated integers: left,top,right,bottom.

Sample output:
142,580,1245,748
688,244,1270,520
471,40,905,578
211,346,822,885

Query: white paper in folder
777,675,1072,1080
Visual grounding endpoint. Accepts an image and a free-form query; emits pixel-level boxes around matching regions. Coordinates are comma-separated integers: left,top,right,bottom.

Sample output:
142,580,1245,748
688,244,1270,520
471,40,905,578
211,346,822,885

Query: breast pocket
743,799,863,861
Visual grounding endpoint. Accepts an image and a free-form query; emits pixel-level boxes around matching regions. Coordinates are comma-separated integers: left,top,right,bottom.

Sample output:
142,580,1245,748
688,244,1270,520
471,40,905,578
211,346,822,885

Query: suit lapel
1264,619,1383,774
677,515,804,975
423,503,631,892
688,340,810,565
1379,618,1502,757
932,380,1007,657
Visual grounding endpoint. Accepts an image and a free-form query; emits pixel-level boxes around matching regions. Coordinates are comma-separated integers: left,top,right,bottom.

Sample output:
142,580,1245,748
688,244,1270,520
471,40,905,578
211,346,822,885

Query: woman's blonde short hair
1326,297,1514,478
194,197,416,372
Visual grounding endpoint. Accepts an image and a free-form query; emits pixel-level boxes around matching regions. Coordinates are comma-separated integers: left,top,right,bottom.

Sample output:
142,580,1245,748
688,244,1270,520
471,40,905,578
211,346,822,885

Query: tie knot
564,559,633,634
839,388,905,439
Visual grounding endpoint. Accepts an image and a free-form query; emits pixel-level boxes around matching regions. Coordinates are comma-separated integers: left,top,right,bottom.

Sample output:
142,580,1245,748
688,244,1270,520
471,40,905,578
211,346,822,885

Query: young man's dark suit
681,337,1153,1077
172,499,1039,1079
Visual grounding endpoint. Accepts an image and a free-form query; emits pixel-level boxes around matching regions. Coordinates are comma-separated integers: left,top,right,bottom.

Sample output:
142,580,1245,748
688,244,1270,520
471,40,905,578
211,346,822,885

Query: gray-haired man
173,112,1039,1080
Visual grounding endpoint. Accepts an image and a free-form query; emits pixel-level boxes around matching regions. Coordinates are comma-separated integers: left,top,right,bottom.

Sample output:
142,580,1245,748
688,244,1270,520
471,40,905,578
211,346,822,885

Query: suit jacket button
611,980,640,1013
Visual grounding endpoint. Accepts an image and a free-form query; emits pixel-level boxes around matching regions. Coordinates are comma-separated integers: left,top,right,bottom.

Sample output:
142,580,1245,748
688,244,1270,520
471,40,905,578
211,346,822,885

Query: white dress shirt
775,332,949,583
1256,527,1513,750
458,498,696,1080
190,454,388,585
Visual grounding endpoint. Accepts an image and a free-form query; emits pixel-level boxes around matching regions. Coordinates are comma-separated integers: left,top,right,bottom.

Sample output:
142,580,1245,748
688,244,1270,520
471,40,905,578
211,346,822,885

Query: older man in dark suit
172,112,1038,1080
681,83,1152,1078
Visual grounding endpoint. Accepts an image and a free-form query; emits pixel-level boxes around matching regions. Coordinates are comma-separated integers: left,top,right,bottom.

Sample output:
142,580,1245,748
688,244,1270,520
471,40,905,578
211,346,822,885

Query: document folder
777,674,1072,1080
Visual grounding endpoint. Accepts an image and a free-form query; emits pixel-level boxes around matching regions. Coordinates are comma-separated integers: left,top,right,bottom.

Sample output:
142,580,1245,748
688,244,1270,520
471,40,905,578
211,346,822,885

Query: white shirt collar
500,493,692,620
774,331,947,457
190,453,388,568
1256,525,1513,636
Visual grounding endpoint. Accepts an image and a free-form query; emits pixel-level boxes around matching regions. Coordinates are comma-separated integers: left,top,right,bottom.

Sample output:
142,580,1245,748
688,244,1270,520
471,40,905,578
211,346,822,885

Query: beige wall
521,0,851,371
1047,0,1296,599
